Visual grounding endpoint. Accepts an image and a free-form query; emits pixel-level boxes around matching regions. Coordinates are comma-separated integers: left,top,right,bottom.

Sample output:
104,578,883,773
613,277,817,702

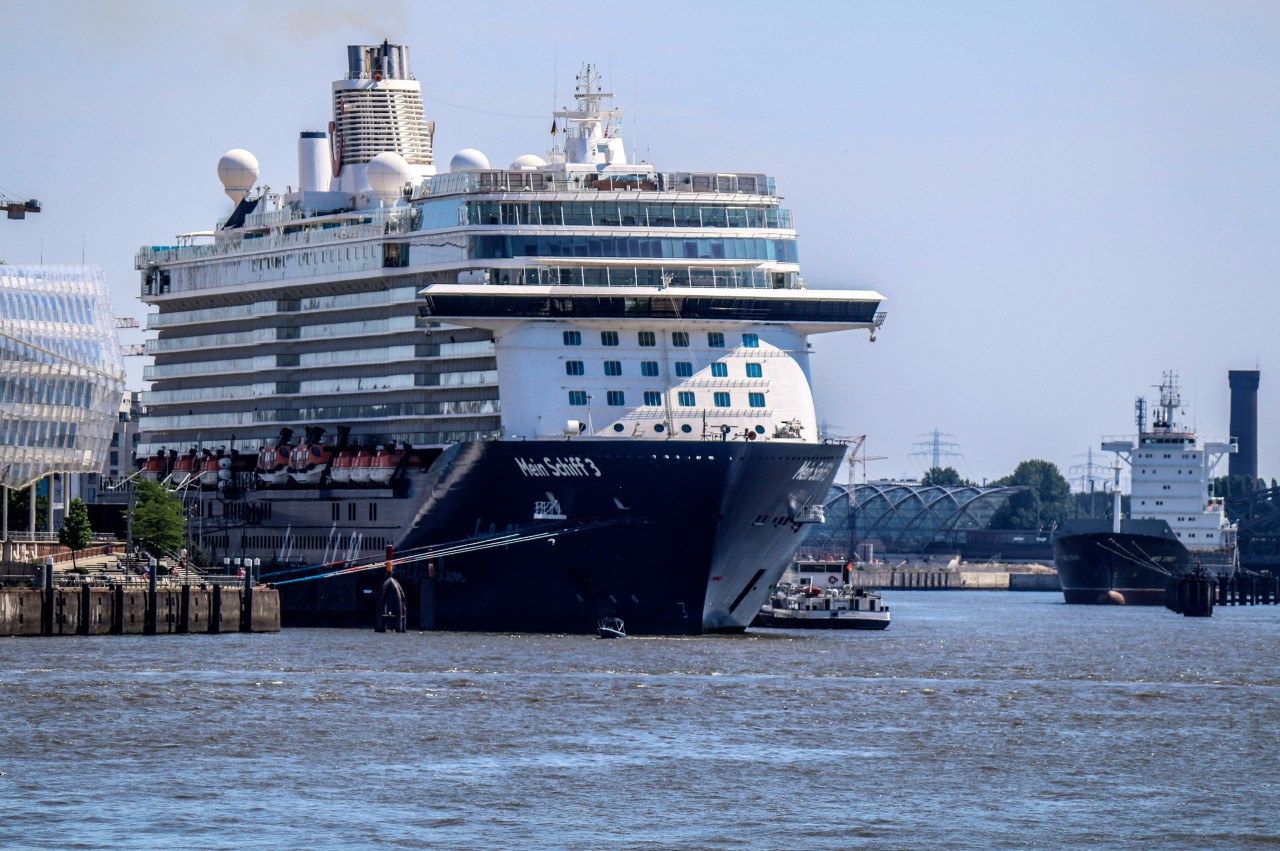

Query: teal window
714,392,731,407
672,331,690,347
708,332,725,348
641,361,659,377
565,360,584,376
604,360,622,376
710,363,728,378
568,390,587,406
643,391,661,406
601,331,619,346
675,362,693,378
745,363,762,378
606,390,625,406
678,391,696,407
748,392,766,407
638,331,656,346
742,333,759,348
563,331,581,346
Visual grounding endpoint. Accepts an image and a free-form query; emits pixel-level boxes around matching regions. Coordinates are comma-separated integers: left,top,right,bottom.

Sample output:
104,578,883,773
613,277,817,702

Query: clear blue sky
3,0,1277,485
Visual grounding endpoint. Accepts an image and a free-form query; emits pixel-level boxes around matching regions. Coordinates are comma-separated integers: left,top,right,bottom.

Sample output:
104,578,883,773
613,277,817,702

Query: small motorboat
596,617,626,639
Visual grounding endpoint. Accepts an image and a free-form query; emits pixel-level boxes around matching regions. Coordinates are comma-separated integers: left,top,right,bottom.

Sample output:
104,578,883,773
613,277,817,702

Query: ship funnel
298,131,332,192
218,149,260,205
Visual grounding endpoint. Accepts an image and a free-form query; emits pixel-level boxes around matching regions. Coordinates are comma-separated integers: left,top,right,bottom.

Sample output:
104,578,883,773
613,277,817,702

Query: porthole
612,423,625,433
754,425,766,434
654,423,665,433
681,424,692,434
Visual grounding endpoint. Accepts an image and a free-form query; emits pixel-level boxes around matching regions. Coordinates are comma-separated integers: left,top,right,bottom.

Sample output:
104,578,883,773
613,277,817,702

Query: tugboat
1053,372,1239,605
754,583,891,630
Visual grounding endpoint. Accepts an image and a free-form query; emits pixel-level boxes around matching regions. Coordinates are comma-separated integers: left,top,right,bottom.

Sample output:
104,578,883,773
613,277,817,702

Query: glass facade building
0,265,124,489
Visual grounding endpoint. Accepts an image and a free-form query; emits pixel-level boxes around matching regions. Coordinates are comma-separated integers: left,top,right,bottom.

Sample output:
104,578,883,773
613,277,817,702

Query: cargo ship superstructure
1053,374,1238,605
135,43,886,633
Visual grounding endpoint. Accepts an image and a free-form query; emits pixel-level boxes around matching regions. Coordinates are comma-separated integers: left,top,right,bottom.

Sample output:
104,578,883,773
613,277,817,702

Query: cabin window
601,331,620,346
714,392,731,407
604,361,622,376
565,360,584,376
742,333,759,348
672,331,690,347
563,331,581,346
746,363,763,378
640,361,659,377
710,363,728,378
707,332,725,348
678,391,695,407
568,391,588,406
638,331,656,346
606,390,625,406
749,393,766,408
675,362,693,378
644,391,662,406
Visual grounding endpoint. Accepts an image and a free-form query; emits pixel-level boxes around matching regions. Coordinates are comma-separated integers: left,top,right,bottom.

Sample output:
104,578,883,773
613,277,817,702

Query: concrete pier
0,583,280,637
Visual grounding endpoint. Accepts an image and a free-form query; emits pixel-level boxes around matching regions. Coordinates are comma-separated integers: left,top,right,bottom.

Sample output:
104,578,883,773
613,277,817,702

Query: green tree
57,498,94,568
988,459,1075,530
921,466,973,487
5,488,48,532
131,480,187,557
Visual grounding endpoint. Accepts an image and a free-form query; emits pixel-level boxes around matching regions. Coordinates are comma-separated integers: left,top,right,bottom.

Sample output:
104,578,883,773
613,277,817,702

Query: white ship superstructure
1102,373,1237,553
136,47,884,461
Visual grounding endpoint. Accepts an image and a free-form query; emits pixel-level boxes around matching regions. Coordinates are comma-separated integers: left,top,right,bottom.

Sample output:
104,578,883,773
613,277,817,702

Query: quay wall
0,585,280,637
846,569,1061,592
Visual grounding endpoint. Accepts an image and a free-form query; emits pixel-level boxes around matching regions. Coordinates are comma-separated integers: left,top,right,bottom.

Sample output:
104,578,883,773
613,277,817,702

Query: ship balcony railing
417,170,777,199
681,378,771,390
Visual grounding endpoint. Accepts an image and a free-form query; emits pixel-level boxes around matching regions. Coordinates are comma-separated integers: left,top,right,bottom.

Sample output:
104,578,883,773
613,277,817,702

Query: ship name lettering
515,456,600,478
793,460,836,482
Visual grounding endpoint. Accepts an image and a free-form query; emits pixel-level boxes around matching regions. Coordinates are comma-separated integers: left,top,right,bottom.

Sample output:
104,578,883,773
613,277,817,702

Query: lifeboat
139,451,168,482
171,448,199,486
368,443,405,485
289,441,333,485
256,444,290,486
329,449,355,485
349,447,373,484
197,449,220,487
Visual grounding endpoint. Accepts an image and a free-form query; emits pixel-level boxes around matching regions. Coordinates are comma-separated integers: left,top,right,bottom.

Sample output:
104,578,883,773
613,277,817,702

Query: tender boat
754,583,890,630
596,617,626,638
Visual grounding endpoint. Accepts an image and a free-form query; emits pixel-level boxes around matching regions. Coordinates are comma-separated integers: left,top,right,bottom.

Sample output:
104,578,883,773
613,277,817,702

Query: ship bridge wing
417,284,885,334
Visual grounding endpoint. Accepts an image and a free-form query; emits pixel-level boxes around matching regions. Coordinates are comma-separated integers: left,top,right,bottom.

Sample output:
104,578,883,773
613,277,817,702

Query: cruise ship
1053,374,1238,605
135,42,886,633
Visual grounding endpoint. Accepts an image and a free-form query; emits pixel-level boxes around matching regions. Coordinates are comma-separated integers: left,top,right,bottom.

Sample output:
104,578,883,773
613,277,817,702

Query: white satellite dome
510,154,547,171
217,149,259,204
449,148,490,172
366,151,413,203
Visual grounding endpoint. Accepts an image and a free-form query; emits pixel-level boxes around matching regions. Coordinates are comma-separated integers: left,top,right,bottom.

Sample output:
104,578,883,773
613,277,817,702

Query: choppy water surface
1,591,1277,849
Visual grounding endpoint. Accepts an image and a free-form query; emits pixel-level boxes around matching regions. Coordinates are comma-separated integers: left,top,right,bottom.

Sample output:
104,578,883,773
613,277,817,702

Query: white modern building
0,265,125,541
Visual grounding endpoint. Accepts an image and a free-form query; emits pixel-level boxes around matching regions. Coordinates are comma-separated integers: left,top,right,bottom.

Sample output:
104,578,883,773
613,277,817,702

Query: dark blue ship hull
250,439,845,634
1052,519,1236,605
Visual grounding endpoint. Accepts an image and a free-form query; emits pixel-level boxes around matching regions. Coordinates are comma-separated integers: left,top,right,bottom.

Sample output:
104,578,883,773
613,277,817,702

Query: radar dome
511,154,547,171
217,149,259,204
449,148,490,172
366,151,413,203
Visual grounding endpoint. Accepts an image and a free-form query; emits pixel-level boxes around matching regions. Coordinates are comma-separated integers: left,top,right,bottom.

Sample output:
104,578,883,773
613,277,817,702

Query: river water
1,591,1277,849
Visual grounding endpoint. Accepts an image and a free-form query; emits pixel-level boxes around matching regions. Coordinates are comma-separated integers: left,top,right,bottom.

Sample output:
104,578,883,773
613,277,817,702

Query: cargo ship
134,42,886,633
1053,373,1238,605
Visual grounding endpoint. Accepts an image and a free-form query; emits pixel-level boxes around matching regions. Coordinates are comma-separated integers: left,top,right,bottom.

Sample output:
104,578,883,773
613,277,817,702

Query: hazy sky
2,0,1276,485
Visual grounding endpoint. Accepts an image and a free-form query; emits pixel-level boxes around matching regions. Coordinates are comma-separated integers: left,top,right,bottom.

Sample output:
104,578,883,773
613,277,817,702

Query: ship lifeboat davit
329,449,355,485
349,448,373,484
289,441,333,485
368,443,405,485
172,448,199,486
139,451,168,482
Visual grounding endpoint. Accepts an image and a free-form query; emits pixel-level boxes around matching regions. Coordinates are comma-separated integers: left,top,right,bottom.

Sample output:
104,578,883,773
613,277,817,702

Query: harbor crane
2,194,40,220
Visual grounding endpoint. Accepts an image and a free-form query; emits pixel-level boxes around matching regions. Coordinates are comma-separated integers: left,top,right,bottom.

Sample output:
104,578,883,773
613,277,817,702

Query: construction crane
2,195,41,220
